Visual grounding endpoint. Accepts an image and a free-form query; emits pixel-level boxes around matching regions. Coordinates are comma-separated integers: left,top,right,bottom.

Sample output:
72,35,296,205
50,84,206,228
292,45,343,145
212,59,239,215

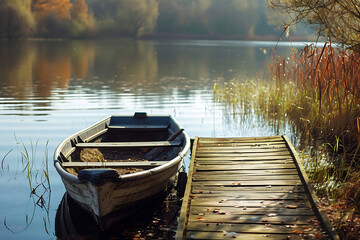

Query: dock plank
189,192,305,200
175,136,339,240
185,231,308,240
195,169,299,175
189,206,315,216
187,214,317,225
189,199,310,208
191,186,305,193
186,222,318,233
193,174,300,181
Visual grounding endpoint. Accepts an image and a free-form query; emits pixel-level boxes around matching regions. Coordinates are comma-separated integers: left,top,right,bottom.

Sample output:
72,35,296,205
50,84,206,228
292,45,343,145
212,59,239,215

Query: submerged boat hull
54,113,190,225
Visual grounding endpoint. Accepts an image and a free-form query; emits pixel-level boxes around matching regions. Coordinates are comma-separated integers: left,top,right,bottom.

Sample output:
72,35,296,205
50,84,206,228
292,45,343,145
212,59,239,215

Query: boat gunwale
54,114,190,184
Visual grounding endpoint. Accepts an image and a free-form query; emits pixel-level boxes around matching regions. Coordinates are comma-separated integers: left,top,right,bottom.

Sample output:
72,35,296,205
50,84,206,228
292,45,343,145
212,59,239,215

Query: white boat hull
61,159,181,222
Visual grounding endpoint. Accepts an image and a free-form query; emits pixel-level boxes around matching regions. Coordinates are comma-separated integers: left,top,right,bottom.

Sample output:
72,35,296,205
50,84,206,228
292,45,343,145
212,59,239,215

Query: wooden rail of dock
176,136,339,240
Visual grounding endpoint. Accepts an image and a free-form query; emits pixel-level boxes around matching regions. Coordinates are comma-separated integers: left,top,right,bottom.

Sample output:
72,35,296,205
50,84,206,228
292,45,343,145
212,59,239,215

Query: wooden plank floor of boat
176,136,339,240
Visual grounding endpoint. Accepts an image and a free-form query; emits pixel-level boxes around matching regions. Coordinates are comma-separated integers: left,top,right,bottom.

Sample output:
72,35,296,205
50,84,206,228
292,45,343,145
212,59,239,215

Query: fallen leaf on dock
267,213,277,217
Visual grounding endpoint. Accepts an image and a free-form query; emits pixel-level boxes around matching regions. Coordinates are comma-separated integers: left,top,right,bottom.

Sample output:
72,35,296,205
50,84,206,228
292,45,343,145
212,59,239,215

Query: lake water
0,39,309,239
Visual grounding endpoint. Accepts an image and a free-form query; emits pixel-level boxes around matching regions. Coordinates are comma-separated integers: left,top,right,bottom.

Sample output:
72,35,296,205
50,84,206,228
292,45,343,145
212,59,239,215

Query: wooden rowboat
54,112,190,226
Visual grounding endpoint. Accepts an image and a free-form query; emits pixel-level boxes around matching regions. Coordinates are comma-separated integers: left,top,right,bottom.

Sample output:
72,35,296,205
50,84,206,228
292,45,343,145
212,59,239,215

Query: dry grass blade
1,149,12,172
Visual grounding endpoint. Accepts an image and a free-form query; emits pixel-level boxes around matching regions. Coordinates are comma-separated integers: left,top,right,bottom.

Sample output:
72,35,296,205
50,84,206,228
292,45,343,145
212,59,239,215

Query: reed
2,138,51,234
214,43,360,239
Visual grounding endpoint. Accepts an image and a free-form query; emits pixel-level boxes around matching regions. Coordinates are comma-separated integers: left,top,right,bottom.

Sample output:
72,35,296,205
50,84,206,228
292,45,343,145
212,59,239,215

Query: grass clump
214,43,360,239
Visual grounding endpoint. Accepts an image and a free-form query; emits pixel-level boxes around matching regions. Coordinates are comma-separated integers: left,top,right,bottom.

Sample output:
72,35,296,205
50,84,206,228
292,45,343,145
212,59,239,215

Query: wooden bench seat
108,124,169,131
75,140,181,148
62,161,166,168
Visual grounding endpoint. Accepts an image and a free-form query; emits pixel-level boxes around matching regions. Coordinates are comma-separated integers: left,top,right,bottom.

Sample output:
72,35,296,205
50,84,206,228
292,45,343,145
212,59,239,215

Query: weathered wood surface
75,140,181,148
108,124,169,131
176,136,339,240
61,161,166,168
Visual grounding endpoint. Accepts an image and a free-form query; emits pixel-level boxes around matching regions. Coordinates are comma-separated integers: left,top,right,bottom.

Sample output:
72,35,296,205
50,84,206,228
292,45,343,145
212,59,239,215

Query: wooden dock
176,136,339,240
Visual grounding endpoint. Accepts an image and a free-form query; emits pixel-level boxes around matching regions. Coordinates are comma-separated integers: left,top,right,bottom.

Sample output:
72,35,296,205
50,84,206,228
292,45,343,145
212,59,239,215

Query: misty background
0,0,315,39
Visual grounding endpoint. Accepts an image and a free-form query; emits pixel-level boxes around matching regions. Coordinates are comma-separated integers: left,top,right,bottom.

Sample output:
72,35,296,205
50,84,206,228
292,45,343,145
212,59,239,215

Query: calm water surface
0,39,308,239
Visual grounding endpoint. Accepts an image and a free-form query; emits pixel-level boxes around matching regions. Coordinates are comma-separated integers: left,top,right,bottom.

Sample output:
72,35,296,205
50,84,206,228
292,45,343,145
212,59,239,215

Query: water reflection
55,192,180,240
0,39,291,102
0,39,305,239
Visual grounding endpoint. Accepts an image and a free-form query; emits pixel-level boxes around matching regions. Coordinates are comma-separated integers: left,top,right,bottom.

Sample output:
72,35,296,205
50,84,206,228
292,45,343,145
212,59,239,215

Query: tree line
0,0,314,39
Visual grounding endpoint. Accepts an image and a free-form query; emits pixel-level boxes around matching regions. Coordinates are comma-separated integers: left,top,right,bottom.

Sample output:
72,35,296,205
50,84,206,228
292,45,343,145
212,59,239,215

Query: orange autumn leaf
292,230,302,234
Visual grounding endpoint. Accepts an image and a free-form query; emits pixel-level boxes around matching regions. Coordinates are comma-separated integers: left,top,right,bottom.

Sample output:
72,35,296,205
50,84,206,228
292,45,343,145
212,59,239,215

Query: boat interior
58,114,186,176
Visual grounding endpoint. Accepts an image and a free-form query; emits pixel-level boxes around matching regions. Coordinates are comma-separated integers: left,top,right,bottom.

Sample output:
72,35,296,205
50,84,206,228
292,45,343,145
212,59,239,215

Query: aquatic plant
2,138,51,235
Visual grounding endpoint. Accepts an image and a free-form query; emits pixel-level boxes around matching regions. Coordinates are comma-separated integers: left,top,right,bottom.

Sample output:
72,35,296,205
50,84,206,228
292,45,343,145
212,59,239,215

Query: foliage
0,0,316,39
71,0,88,24
269,0,360,49
117,0,159,37
269,43,360,154
206,0,259,36
0,2,34,38
33,0,72,20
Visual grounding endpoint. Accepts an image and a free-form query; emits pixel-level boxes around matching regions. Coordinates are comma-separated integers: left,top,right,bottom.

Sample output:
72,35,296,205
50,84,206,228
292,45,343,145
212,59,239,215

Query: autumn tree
71,0,88,24
176,0,211,34
117,0,159,37
205,0,258,36
33,0,72,20
0,1,35,38
269,0,360,48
